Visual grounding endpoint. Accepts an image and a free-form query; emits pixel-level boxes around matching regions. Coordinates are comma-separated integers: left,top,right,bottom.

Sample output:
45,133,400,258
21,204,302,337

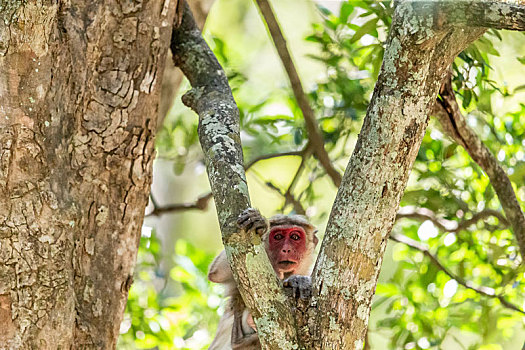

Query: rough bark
310,3,485,349
0,1,175,348
434,0,525,31
171,4,298,349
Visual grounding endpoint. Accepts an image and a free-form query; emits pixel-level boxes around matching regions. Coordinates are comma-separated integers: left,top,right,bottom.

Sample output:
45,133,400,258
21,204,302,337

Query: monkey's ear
208,250,233,283
312,232,319,247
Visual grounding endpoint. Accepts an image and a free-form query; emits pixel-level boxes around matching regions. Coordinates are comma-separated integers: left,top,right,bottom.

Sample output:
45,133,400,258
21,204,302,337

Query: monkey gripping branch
170,1,525,349
170,3,298,349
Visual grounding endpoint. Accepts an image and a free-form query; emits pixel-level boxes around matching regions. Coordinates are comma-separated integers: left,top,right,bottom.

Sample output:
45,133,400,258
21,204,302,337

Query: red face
268,226,307,274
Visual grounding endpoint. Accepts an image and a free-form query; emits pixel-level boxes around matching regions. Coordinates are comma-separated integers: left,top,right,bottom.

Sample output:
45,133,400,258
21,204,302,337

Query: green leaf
476,37,500,56
173,160,186,176
349,18,379,44
317,5,332,17
376,283,401,297
339,3,354,24
444,144,458,159
462,89,472,108
293,128,303,145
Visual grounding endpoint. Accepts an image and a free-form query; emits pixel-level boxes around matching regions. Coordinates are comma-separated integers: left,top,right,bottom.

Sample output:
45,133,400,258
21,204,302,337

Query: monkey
207,208,318,350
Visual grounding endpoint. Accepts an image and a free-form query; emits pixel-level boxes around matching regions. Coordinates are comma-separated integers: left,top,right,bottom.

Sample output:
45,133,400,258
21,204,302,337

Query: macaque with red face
208,209,318,350
265,214,317,279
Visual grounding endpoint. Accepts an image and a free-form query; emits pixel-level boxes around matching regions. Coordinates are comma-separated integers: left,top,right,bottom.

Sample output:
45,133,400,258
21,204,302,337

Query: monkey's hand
237,208,268,236
283,275,312,299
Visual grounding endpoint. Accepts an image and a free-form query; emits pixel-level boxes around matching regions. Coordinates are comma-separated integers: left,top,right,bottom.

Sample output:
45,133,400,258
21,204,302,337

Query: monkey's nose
282,249,291,253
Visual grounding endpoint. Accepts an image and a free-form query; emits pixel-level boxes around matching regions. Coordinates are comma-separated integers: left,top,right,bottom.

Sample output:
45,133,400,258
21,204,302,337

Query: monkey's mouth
278,260,297,267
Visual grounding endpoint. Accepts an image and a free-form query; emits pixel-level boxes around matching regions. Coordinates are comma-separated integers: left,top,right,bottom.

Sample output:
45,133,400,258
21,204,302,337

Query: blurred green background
117,1,525,349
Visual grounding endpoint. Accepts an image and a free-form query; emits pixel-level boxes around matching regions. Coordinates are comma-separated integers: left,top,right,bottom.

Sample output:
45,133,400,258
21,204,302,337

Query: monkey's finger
299,286,311,299
237,210,251,222
239,208,259,218
241,218,256,231
236,209,259,226
236,215,251,226
255,224,267,236
237,216,255,230
238,214,268,235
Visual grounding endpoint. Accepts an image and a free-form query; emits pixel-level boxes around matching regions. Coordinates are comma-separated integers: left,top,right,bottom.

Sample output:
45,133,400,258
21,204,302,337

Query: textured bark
171,4,298,349
309,3,485,349
0,1,175,349
434,0,525,31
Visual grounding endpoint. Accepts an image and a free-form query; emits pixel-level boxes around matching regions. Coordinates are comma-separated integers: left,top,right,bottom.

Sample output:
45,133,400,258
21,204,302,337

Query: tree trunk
0,1,175,348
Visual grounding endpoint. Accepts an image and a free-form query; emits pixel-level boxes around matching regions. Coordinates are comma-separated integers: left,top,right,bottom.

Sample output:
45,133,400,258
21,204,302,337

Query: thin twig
390,233,525,315
261,145,312,215
147,148,309,216
244,149,305,170
434,73,525,258
147,192,213,216
254,0,342,187
396,206,509,233
283,146,313,199
265,181,306,215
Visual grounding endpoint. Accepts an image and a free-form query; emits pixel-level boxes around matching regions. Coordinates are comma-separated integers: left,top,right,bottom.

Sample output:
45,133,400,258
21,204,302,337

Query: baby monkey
208,208,318,350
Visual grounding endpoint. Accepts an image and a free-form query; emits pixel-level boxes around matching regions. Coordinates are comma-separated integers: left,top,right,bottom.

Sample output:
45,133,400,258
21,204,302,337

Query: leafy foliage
118,232,221,349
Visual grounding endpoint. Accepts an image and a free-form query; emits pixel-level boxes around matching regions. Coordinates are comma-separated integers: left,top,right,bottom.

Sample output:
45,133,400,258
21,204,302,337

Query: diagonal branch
254,0,342,187
396,206,509,233
434,74,525,259
146,193,213,216
390,233,525,315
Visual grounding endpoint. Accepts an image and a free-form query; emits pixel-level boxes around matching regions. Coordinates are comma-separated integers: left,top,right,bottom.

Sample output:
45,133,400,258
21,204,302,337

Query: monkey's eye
290,232,301,241
273,233,284,240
